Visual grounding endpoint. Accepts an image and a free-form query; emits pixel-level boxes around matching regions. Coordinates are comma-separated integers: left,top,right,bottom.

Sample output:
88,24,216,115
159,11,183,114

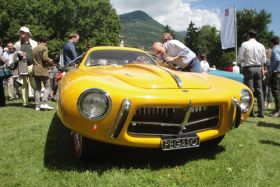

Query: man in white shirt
232,62,240,73
238,29,266,118
152,40,201,72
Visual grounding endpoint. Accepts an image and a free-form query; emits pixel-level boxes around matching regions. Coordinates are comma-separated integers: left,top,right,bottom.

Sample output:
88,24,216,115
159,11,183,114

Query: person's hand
261,67,266,77
17,51,26,57
165,56,175,62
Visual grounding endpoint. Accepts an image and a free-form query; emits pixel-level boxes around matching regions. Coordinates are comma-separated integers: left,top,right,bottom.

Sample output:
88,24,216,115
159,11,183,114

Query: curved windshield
84,50,156,66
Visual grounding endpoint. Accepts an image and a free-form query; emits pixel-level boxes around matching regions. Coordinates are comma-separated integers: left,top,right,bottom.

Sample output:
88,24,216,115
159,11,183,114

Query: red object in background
56,70,64,82
224,65,233,72
225,9,229,16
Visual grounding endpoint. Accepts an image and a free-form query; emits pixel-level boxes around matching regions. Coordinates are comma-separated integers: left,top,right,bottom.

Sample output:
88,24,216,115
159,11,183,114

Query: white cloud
110,0,221,31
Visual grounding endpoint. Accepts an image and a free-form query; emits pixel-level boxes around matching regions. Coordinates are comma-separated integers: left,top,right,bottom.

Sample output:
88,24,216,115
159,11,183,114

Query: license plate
161,134,200,151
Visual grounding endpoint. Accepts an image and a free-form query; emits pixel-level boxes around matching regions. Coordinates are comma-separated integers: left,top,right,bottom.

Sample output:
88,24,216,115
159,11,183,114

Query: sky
110,0,280,35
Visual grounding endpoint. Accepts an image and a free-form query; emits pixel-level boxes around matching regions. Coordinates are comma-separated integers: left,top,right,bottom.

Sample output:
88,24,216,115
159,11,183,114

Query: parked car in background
208,69,244,83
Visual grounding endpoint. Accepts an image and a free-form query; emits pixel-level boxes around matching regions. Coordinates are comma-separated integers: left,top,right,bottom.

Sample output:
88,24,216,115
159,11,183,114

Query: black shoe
250,112,256,117
257,114,264,118
28,97,35,102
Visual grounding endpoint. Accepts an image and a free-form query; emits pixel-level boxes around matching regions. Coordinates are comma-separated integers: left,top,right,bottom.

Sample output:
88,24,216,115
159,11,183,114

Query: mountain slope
120,11,185,50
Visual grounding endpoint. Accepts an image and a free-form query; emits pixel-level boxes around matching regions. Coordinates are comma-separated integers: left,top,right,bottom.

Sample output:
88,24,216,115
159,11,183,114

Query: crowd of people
0,27,279,117
0,26,79,110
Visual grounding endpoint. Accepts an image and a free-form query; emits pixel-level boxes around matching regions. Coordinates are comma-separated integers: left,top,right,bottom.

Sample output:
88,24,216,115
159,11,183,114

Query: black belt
243,65,262,68
187,57,197,67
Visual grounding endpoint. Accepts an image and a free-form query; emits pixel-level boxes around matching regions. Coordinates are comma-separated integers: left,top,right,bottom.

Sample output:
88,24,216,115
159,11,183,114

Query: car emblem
182,90,188,93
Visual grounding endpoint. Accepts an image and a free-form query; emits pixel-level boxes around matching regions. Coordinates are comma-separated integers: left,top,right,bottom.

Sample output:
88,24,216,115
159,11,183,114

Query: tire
201,135,225,148
72,132,99,161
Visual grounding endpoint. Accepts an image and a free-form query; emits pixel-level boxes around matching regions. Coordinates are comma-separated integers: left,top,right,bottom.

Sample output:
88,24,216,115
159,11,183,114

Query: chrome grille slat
185,116,218,126
131,121,181,127
128,105,220,136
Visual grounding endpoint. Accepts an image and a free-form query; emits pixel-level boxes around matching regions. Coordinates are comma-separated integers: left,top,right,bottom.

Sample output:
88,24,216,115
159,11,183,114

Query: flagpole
234,5,238,63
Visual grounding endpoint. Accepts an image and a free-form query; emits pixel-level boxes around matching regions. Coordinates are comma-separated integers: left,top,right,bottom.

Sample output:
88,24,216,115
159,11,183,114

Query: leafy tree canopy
184,21,200,53
0,0,121,57
237,8,273,48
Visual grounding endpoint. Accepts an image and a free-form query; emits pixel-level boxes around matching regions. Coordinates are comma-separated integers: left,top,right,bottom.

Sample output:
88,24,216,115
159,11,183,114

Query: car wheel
202,135,225,147
72,132,99,161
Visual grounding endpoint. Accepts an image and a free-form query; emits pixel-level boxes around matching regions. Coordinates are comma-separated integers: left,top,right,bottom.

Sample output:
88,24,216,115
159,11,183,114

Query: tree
0,0,121,57
184,21,201,54
237,8,273,48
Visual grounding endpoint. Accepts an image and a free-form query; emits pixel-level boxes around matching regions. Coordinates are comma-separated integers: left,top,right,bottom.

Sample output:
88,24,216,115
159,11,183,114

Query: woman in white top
199,54,210,73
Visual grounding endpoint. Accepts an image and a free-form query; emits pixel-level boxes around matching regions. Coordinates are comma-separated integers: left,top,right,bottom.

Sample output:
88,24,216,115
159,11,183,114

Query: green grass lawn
0,100,279,187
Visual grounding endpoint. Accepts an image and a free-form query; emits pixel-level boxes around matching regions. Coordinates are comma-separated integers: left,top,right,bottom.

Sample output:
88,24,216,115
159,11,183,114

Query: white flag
220,8,236,49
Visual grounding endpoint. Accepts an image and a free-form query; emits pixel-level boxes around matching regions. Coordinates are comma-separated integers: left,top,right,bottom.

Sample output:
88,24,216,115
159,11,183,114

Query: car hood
84,64,211,89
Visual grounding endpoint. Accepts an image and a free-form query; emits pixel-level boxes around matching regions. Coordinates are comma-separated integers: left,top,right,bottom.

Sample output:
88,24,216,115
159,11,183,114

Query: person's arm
69,44,78,60
165,47,189,62
268,49,276,76
0,47,3,56
165,55,181,62
2,52,8,63
238,45,245,65
42,48,53,66
262,47,267,65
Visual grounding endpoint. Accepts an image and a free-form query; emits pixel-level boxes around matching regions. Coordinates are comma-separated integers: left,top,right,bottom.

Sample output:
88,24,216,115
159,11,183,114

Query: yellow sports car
57,46,253,159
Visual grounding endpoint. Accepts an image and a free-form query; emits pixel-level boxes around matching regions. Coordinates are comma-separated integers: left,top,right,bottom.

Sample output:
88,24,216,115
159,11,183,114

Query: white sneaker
40,104,54,110
268,103,272,109
35,107,40,111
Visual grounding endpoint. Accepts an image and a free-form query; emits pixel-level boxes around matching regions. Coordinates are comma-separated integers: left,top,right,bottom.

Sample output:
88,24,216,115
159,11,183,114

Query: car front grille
127,105,220,136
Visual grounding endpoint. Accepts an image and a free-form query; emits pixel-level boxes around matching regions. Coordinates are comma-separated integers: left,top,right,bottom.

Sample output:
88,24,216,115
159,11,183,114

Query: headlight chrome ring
240,89,252,113
77,88,112,121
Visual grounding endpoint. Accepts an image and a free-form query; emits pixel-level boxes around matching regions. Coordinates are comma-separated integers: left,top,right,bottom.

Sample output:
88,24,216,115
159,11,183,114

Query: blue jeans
181,58,201,73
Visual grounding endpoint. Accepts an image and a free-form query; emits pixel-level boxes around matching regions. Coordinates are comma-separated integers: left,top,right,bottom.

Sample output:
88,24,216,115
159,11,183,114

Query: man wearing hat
14,26,37,107
238,29,266,118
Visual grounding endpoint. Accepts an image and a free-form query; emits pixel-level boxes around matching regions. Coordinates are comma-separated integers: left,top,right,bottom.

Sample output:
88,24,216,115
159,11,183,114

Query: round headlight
240,89,252,113
78,89,111,120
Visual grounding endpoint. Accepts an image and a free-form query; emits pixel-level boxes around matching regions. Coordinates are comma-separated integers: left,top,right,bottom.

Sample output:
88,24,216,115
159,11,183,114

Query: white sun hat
19,26,30,33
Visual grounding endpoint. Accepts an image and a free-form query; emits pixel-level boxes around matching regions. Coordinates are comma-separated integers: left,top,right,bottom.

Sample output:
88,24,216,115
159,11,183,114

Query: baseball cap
232,61,237,66
19,26,30,33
